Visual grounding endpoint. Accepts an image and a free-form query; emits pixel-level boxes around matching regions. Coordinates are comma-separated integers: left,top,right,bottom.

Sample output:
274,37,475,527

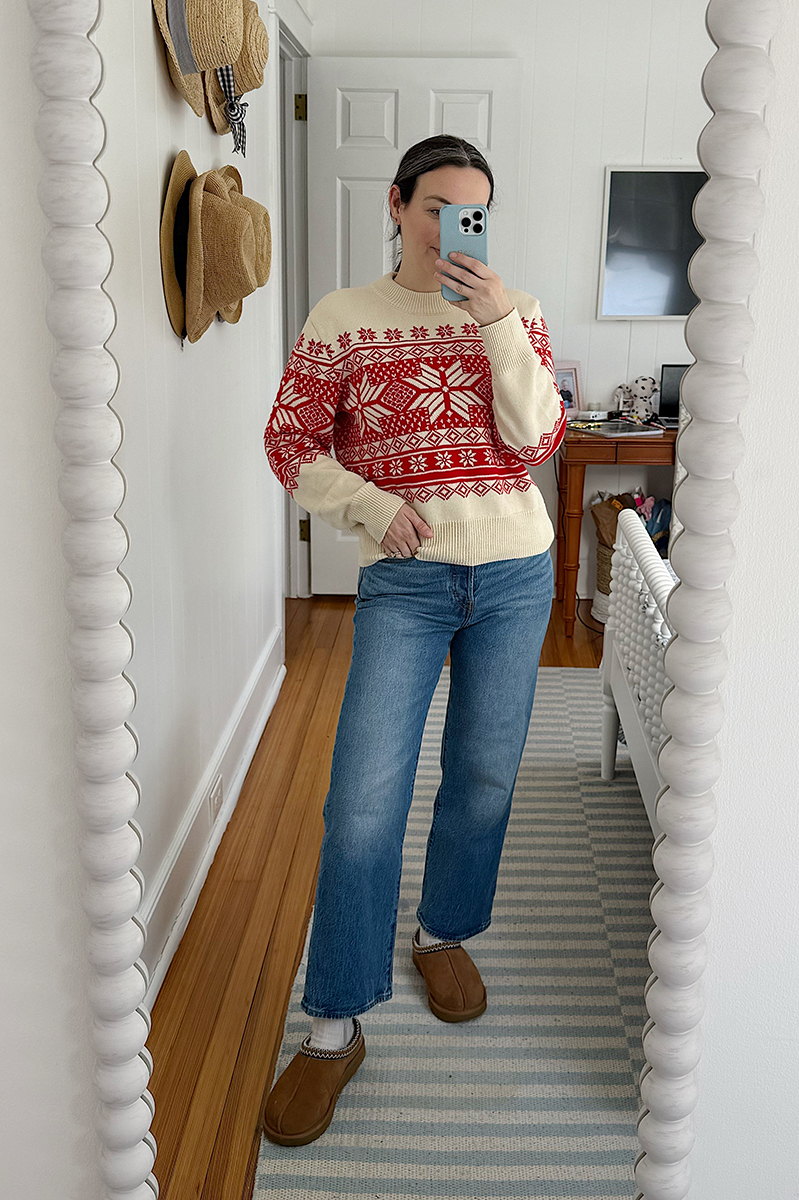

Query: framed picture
554,361,582,419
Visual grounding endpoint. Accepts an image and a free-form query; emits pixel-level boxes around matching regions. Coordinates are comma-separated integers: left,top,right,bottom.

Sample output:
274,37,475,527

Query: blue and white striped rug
255,667,656,1199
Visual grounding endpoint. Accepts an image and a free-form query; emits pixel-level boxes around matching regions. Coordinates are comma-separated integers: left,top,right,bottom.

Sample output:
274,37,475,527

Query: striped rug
255,666,657,1199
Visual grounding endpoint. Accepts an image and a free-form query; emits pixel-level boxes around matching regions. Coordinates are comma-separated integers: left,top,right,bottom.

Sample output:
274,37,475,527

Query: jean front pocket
357,557,405,600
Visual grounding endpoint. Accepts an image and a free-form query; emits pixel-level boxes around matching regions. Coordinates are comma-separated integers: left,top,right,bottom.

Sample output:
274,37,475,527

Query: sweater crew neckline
371,271,457,315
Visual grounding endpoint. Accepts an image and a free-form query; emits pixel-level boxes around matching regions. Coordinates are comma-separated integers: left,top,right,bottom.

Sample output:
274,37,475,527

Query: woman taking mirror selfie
262,134,567,1146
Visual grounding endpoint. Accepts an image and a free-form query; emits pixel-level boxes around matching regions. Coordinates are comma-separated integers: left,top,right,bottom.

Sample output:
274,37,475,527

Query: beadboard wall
310,0,711,596
90,0,313,1000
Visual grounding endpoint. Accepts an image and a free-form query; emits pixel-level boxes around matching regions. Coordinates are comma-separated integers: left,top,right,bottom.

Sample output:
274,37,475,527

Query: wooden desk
555,426,677,637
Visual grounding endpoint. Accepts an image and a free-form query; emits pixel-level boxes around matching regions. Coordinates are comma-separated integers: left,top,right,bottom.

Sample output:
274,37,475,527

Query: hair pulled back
388,135,495,267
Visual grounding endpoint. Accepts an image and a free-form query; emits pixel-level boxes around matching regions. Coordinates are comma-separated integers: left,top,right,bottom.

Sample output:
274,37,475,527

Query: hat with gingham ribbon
152,0,261,155
152,0,243,74
203,0,269,143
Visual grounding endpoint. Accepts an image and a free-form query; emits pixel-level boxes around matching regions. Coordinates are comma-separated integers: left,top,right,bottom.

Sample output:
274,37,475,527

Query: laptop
658,364,690,427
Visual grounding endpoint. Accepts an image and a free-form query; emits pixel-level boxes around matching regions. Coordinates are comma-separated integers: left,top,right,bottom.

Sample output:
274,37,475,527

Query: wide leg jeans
300,549,554,1020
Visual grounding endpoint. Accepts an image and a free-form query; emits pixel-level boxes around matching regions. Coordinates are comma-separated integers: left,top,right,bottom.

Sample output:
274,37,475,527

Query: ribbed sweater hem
355,508,555,568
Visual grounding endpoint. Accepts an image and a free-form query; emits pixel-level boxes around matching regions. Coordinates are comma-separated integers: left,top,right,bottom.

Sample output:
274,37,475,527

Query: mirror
26,0,777,1195
597,167,707,319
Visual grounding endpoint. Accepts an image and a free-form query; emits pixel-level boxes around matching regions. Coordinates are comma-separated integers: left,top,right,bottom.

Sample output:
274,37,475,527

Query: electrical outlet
208,774,223,823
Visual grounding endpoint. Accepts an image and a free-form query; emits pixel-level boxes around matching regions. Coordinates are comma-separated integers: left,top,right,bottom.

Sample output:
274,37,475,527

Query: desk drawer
617,440,675,464
560,438,617,463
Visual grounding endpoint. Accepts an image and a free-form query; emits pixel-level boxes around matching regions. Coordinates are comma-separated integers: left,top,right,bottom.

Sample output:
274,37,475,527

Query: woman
262,135,566,1146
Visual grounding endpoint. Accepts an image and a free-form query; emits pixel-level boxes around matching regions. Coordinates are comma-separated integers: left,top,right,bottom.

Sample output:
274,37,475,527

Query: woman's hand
381,503,434,558
434,252,514,326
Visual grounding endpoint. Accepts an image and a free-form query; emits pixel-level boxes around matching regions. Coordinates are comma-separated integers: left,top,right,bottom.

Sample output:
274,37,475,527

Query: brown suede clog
262,1017,365,1146
412,927,487,1022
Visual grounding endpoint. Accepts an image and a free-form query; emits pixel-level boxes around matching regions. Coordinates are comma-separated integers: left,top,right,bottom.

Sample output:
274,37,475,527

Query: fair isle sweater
263,270,567,567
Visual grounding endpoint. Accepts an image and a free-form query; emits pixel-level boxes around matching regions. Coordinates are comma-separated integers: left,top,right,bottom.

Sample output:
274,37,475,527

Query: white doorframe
278,24,310,599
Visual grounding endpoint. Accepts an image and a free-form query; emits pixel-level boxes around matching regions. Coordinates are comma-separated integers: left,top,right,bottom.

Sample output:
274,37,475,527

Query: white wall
310,0,710,596
90,1,312,993
691,9,799,1195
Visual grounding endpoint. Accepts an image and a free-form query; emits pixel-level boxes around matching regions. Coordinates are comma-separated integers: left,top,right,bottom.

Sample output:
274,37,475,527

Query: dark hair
387,135,495,267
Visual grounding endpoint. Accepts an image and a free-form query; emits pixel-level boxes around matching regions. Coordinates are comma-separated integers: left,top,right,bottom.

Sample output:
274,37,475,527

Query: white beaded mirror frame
26,0,780,1196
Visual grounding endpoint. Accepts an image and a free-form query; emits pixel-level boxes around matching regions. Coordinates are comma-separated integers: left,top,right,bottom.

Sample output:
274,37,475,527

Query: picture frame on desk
554,361,582,419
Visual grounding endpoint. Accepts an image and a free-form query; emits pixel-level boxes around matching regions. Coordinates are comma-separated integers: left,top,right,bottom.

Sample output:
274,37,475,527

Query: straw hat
203,0,269,134
159,149,271,343
152,0,243,72
179,0,243,70
213,176,272,327
159,150,198,338
151,0,205,116
151,0,244,113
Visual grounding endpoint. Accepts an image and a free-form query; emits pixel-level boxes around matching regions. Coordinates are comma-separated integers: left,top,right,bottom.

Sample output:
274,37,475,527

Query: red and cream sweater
263,270,567,567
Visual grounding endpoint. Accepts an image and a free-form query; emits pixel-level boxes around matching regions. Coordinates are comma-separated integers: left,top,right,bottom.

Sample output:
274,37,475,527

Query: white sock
308,1016,355,1050
417,924,449,947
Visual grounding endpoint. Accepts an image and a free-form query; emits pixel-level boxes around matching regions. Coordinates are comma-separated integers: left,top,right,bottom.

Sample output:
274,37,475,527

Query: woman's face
389,165,491,280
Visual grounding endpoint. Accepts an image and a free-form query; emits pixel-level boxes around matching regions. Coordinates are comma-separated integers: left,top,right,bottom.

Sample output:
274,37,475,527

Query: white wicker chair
601,507,679,836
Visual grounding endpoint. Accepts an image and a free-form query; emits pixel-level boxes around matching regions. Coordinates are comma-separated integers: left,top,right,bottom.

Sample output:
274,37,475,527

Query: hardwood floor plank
201,786,324,1199
148,875,253,1069
149,878,255,1184
234,645,341,882
213,603,344,882
308,595,351,651
163,785,309,1197
284,596,308,660
242,1125,263,1200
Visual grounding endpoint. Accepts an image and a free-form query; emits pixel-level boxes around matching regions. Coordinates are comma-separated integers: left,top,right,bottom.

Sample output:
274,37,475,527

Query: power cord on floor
553,456,606,642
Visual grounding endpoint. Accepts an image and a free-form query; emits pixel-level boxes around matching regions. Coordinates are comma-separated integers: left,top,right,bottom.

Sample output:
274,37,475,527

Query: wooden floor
147,592,604,1200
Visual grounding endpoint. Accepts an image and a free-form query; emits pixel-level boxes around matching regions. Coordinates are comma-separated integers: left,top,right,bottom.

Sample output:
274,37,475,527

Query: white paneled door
306,56,522,593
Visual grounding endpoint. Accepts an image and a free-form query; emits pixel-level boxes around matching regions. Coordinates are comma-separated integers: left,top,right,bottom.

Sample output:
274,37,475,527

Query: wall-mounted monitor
597,166,708,320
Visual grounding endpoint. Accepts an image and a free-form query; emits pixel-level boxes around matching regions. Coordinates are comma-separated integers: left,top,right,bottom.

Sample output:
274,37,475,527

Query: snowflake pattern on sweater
264,307,566,506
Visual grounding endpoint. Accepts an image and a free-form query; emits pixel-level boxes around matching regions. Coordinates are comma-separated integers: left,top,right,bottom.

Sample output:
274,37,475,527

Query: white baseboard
140,628,286,1011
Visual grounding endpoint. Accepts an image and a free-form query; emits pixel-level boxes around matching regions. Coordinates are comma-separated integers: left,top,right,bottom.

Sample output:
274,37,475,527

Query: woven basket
596,542,613,595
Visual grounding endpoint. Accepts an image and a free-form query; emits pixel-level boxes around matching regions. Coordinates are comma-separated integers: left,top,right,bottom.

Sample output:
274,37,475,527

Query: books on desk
568,419,665,437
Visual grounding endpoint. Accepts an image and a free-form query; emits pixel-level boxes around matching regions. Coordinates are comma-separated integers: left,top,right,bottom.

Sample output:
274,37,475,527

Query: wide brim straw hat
153,0,244,73
184,165,272,343
204,0,269,134
159,149,198,338
179,0,244,70
151,0,205,117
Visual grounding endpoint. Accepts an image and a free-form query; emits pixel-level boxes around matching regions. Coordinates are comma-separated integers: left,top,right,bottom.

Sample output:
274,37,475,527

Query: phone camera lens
472,210,483,220
473,224,483,234
462,217,471,228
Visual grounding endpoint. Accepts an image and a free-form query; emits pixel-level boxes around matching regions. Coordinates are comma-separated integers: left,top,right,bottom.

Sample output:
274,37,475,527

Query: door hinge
295,93,307,121
298,517,310,541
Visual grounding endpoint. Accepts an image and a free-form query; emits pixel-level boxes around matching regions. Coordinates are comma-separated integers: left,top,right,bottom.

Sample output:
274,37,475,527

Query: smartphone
438,204,489,302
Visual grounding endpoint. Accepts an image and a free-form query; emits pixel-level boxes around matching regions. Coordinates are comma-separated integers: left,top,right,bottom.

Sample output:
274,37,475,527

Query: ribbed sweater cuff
478,307,536,373
349,481,407,544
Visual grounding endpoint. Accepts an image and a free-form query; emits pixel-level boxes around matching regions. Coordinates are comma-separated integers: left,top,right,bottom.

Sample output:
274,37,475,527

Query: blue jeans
300,549,554,1019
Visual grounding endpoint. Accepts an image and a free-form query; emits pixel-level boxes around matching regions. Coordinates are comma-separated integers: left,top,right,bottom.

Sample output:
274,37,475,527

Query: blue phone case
438,204,489,302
